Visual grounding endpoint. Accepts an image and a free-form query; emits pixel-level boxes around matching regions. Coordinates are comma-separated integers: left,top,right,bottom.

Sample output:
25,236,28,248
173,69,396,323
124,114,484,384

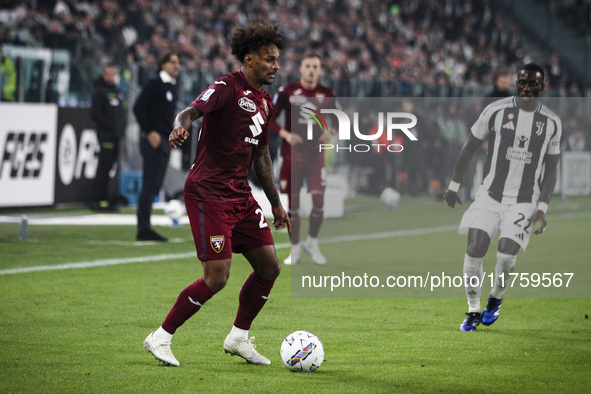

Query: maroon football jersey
268,81,336,160
185,71,273,202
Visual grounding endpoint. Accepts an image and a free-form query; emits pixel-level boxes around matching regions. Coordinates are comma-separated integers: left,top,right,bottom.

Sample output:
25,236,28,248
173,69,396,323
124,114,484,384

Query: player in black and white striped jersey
443,64,562,331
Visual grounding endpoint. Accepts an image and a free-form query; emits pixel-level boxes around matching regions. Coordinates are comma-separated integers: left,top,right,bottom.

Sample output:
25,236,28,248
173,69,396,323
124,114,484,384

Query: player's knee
498,238,521,256
466,242,487,259
203,266,230,294
204,275,228,294
311,193,324,207
311,205,323,214
259,257,281,281
268,259,281,280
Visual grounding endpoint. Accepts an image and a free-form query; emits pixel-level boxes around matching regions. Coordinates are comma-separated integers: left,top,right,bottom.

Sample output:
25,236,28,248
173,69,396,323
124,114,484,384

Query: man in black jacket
90,64,126,211
133,52,181,241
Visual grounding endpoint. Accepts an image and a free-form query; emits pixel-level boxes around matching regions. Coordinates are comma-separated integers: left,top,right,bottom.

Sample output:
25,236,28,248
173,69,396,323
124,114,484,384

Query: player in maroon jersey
269,52,336,265
143,24,290,367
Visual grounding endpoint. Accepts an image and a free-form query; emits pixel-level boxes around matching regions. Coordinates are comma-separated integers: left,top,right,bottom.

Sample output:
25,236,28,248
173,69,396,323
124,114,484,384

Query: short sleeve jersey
471,96,562,204
269,81,336,160
185,71,273,202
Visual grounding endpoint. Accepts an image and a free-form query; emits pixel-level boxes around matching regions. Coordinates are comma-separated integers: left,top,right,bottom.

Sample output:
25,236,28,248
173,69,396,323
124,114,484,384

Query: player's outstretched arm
443,133,482,208
531,154,559,235
169,106,202,147
253,145,291,233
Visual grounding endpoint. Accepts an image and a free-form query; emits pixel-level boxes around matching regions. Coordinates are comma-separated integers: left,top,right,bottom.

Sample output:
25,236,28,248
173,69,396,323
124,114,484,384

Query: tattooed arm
253,145,291,233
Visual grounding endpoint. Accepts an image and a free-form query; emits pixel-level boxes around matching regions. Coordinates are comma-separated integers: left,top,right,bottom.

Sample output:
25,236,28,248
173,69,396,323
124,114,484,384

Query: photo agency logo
303,106,418,153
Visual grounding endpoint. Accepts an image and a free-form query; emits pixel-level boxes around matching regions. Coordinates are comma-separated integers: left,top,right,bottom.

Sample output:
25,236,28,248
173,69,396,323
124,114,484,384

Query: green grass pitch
0,195,590,392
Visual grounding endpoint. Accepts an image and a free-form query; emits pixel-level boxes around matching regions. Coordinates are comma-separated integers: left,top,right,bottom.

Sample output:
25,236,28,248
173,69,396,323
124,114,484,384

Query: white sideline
2,210,589,276
0,226,458,276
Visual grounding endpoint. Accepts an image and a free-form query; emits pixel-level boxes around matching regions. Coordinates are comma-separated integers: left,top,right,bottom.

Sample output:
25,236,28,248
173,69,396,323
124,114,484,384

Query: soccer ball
164,199,185,221
380,187,400,210
280,331,324,372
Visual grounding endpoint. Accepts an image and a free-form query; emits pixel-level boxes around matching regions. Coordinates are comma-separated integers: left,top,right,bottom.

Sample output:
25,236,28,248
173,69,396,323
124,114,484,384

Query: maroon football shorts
185,196,275,261
279,152,326,195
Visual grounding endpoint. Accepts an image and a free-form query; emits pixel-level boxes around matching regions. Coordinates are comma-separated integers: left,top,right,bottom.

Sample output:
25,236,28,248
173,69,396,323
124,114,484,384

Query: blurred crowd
0,0,586,99
550,0,591,36
0,0,588,198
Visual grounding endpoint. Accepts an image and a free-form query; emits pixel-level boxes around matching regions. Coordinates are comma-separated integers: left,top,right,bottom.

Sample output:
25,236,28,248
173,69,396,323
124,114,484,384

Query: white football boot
283,243,301,265
304,237,327,265
143,332,180,366
223,334,271,365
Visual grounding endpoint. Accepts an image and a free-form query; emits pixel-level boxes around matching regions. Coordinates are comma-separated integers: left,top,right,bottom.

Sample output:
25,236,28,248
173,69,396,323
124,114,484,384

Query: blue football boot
459,312,481,331
481,297,502,326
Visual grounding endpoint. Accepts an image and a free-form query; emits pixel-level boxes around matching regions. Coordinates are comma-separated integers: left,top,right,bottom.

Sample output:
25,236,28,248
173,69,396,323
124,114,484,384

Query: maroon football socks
233,273,275,330
162,278,214,334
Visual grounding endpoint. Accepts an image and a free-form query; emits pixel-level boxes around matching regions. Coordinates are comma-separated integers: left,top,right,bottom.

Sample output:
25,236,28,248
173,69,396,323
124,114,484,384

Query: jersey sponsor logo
535,121,545,136
238,97,257,112
516,136,528,148
505,146,532,164
210,235,225,253
502,120,515,130
249,112,265,137
214,81,227,85
244,136,259,145
200,88,215,101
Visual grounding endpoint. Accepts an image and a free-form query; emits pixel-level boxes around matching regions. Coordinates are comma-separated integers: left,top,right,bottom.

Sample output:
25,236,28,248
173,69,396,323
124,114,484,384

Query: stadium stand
1,0,589,198
1,0,588,105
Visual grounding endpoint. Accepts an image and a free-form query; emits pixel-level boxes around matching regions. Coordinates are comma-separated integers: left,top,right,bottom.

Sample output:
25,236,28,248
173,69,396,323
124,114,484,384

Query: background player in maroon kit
143,24,289,367
269,52,336,265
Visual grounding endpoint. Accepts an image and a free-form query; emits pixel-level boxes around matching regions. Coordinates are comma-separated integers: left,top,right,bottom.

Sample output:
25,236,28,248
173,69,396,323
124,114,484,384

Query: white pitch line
0,253,196,275
2,210,589,276
0,225,457,276
315,225,457,244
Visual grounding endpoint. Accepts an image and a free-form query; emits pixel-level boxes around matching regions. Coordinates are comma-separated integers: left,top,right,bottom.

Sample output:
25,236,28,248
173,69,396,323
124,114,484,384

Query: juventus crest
535,121,545,136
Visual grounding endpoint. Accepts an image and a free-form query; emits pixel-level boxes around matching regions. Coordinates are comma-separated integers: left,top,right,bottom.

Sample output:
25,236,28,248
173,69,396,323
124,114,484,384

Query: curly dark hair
229,24,286,63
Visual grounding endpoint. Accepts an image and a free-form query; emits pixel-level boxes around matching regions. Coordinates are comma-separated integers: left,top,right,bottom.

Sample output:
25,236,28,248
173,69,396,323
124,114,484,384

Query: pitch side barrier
288,97,590,298
0,104,116,207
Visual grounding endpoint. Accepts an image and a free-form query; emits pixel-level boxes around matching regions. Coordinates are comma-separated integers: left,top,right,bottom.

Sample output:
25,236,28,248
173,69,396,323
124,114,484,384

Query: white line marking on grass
86,238,188,246
0,253,196,275
2,211,589,276
0,225,454,275
315,225,457,244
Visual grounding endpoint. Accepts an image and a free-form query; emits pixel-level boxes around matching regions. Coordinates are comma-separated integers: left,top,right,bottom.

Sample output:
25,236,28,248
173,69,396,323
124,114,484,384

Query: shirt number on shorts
513,213,532,234
250,112,264,137
255,208,268,228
